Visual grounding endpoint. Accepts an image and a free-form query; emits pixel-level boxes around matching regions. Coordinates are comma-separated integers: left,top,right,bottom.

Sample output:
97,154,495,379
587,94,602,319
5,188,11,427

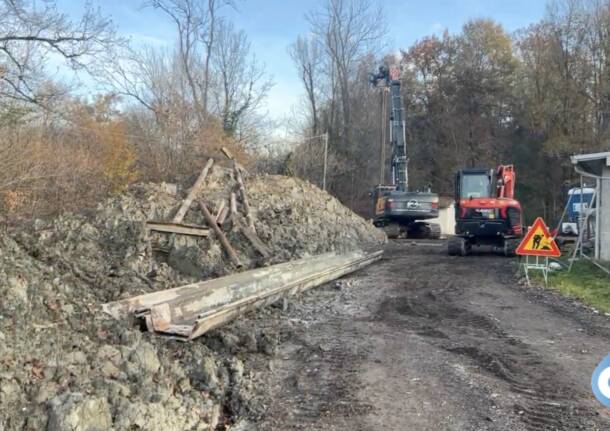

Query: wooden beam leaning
199,200,242,268
234,163,256,232
214,201,226,223
238,221,271,259
221,146,234,160
172,158,214,223
216,207,230,226
146,221,210,237
220,146,248,175
230,193,237,218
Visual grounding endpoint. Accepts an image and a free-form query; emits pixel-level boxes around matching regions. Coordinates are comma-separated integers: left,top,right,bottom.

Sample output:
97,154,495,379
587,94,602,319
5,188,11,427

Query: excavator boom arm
496,165,515,199
370,65,408,191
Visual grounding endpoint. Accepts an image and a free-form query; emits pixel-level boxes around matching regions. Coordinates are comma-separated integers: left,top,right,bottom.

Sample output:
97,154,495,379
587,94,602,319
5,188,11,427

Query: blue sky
57,0,549,125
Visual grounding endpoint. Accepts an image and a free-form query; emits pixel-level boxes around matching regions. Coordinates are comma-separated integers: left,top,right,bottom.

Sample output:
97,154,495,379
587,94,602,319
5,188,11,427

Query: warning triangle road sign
516,217,561,257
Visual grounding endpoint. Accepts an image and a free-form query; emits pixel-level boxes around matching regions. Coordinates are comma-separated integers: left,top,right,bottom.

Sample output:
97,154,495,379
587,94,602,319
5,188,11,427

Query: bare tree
202,0,224,121
0,0,118,106
307,0,387,147
107,46,187,126
289,35,323,136
294,0,387,206
212,21,273,136
144,0,234,125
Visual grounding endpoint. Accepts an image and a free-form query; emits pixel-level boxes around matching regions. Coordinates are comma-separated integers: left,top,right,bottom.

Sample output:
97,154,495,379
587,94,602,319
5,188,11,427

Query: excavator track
406,222,441,240
427,223,441,240
503,238,520,257
383,223,401,239
448,236,470,256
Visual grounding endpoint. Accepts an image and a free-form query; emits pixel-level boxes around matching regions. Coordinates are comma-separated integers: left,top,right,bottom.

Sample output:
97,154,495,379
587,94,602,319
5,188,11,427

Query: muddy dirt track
250,240,610,430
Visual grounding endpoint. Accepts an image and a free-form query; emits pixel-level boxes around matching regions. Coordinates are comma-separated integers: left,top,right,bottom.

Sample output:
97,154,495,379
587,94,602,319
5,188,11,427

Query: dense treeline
290,0,610,223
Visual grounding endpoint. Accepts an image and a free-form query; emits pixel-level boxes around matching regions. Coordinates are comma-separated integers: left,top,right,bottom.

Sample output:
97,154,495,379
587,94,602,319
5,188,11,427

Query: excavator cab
456,169,493,200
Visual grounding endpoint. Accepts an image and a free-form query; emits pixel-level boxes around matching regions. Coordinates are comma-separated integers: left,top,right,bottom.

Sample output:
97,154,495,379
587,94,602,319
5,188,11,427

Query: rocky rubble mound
249,175,385,261
0,166,385,430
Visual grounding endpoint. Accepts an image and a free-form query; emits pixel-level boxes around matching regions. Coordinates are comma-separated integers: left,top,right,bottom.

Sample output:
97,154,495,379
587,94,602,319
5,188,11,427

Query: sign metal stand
522,255,549,286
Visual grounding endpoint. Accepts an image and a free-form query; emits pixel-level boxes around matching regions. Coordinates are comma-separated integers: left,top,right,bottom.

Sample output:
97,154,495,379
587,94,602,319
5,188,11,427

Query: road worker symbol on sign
516,217,561,257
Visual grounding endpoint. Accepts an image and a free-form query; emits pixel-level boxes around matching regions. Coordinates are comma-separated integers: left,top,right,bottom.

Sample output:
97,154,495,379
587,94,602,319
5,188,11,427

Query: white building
429,202,456,236
570,152,610,262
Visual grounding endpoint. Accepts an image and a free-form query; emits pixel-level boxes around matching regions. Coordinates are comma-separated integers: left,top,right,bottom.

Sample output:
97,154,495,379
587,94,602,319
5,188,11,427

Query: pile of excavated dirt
0,166,385,431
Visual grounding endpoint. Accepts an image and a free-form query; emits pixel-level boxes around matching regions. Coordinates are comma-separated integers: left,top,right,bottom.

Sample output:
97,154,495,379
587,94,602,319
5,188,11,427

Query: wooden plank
199,201,242,267
172,158,214,223
221,146,248,173
238,221,271,259
221,147,234,160
217,207,230,226
214,201,226,223
234,162,256,233
230,192,237,217
146,221,209,237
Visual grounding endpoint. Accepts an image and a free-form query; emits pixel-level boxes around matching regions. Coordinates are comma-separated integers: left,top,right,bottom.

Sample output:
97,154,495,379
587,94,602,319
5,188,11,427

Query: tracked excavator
448,165,523,256
369,65,440,239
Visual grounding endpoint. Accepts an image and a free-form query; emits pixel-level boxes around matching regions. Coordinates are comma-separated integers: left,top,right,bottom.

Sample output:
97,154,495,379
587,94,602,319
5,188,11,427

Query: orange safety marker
516,217,561,258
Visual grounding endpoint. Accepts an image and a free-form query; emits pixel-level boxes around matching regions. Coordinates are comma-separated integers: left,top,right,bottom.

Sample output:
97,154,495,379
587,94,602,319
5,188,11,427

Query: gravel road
254,240,610,430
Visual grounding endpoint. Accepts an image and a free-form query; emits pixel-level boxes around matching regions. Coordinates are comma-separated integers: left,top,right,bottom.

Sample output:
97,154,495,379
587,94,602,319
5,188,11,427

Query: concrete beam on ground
103,250,382,339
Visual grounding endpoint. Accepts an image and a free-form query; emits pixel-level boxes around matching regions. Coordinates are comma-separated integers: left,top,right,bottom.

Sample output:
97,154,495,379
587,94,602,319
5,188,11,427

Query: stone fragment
47,393,112,431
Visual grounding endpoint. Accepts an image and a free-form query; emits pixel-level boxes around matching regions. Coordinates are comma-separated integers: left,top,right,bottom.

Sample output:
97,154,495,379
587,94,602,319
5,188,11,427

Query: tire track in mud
260,317,374,430
256,243,610,430
377,261,606,431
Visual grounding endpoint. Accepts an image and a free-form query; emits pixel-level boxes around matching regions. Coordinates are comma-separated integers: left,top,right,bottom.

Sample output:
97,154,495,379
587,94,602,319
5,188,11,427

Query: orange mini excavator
448,165,523,256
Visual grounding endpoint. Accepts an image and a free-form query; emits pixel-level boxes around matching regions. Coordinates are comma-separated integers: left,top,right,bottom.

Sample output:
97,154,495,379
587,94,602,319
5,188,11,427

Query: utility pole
323,132,329,191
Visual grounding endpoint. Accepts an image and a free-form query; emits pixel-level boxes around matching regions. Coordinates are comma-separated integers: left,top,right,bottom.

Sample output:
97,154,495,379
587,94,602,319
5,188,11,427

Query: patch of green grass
542,261,610,313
